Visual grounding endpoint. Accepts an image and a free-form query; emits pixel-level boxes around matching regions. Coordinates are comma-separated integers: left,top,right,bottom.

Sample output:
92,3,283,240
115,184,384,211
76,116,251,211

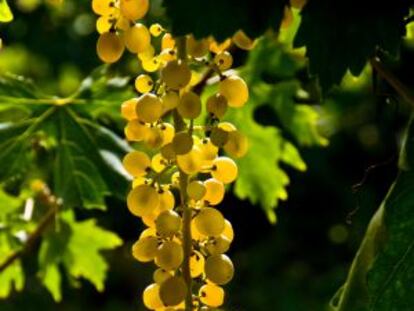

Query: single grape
124,120,148,141
138,45,155,61
122,150,151,177
124,23,151,53
151,153,167,173
150,23,163,37
161,33,175,49
199,283,225,307
159,48,177,62
176,148,202,175
205,235,231,255
160,143,176,160
155,241,183,271
161,91,180,112
142,57,161,72
161,60,191,90
159,276,187,307
211,157,238,184
214,51,233,71
224,130,248,158
127,184,159,217
219,75,249,108
206,93,228,119
132,236,159,262
136,93,163,123
120,0,149,21
92,0,113,16
153,268,173,284
198,139,219,167
158,190,175,211
121,98,138,120
210,127,229,148
144,126,163,149
189,250,205,278
96,32,125,64
155,210,181,236
96,16,112,34
222,219,234,242
203,178,225,205
177,91,201,119
187,180,207,201
142,283,164,310
194,207,225,237
204,254,234,285
159,123,175,145
135,74,153,93
172,132,193,155
186,35,209,58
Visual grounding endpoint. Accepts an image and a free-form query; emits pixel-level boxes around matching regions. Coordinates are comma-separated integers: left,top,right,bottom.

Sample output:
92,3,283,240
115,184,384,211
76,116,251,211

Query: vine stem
175,36,193,311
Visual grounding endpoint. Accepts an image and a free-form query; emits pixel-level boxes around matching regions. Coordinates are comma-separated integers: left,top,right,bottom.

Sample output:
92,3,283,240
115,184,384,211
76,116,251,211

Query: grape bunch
92,1,252,309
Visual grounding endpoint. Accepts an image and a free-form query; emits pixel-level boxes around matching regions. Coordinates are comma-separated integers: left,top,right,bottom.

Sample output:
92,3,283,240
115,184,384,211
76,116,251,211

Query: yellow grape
186,35,209,58
232,30,255,50
96,32,125,63
138,45,155,61
198,139,219,167
150,23,163,37
210,127,229,148
124,23,151,53
132,236,159,262
155,210,181,236
159,190,175,211
171,171,180,186
120,0,149,21
211,157,238,184
224,130,248,158
161,60,191,90
125,120,148,141
135,74,153,93
194,207,225,237
189,250,205,278
143,283,164,310
151,153,167,173
159,48,177,62
142,57,161,72
177,91,201,119
127,184,159,217
206,94,228,119
161,91,180,112
136,93,163,123
96,16,112,34
155,241,183,271
160,143,176,161
222,219,234,242
205,235,231,255
219,75,249,108
121,98,138,120
214,51,233,71
92,0,113,16
186,180,206,201
191,220,207,241
161,33,175,50
159,276,187,307
209,38,231,54
218,121,237,132
122,150,151,177
144,126,163,148
204,254,234,285
142,209,158,227
153,268,173,284
176,148,202,175
116,15,130,31
159,123,175,145
172,132,193,155
199,284,225,307
139,227,156,239
203,178,225,205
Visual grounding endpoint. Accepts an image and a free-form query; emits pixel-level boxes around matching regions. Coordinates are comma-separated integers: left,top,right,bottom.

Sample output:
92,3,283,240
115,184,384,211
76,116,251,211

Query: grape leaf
163,0,288,41
332,116,414,310
0,187,23,216
0,233,24,298
0,0,12,23
294,0,409,91
38,211,122,302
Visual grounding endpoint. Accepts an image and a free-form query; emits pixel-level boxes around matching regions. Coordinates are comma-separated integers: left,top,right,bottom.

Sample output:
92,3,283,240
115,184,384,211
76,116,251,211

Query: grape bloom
92,0,251,309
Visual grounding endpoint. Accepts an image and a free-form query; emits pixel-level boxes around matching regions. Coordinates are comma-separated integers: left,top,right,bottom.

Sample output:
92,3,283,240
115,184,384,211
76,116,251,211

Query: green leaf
294,0,409,91
0,233,24,298
0,187,23,217
0,0,13,23
163,0,288,41
38,211,122,301
333,116,414,310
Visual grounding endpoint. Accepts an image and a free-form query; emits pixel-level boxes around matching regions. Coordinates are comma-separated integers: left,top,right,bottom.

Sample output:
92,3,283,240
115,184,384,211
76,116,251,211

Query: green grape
214,51,233,71
219,75,249,108
150,23,163,37
186,180,206,201
177,91,201,119
222,219,234,242
186,35,209,58
121,98,138,120
142,57,161,72
155,241,183,271
124,23,151,53
151,153,167,173
92,0,113,16
96,16,112,34
155,210,181,236
153,268,173,284
127,184,159,217
160,123,175,145
135,74,153,93
122,150,151,177
232,30,255,50
120,0,149,20
161,60,191,90
204,254,234,285
205,235,231,255
96,32,125,64
161,91,180,112
159,276,187,307
194,207,225,237
158,190,175,211
206,94,228,119
210,127,229,148
189,250,205,278
211,157,238,184
161,33,175,50
132,236,159,262
143,283,164,310
136,93,163,123
199,283,225,307
172,132,193,155
125,120,148,141
203,178,225,205
224,130,248,158
176,148,203,175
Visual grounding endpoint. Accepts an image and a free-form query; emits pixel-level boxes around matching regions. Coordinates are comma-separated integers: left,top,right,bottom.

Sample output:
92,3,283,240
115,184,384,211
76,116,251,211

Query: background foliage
0,0,413,310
